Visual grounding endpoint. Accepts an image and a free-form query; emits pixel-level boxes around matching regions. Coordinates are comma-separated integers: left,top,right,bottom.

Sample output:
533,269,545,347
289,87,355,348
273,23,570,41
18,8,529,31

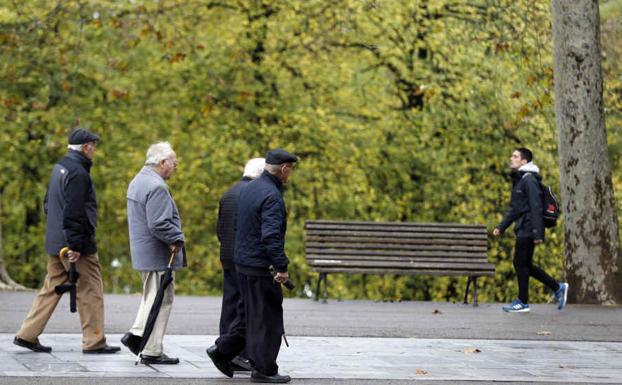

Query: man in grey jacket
121,141,185,365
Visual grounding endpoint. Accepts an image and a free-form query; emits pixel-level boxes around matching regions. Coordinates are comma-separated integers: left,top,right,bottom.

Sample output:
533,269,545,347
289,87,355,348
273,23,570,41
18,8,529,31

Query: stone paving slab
1,334,621,383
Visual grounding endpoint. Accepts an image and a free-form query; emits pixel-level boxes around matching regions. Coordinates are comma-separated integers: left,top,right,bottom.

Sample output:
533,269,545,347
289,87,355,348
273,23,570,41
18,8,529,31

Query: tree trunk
551,0,622,304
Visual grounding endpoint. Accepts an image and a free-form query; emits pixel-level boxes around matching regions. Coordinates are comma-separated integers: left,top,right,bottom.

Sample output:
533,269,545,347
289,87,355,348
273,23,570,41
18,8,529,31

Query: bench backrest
304,220,494,276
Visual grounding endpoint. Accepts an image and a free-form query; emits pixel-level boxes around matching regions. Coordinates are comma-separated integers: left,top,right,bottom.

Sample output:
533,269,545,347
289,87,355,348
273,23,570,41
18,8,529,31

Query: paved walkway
1,292,621,384
1,333,621,383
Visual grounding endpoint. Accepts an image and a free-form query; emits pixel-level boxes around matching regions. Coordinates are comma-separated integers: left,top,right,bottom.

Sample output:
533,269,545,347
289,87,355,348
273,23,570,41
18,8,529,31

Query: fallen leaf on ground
463,348,481,353
432,309,442,314
537,331,552,335
416,368,428,375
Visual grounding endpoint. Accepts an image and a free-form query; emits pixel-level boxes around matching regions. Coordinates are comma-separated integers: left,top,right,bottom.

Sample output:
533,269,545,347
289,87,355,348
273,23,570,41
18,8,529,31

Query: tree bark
551,0,622,304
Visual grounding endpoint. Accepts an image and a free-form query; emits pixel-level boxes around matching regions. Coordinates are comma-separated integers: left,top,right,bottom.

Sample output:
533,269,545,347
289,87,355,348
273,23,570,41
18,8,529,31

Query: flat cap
68,128,99,145
265,148,298,165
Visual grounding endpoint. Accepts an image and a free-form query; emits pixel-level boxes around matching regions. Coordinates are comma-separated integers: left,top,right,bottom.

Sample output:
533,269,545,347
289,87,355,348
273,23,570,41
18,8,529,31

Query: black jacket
44,150,98,255
216,177,252,270
233,171,289,272
498,170,544,240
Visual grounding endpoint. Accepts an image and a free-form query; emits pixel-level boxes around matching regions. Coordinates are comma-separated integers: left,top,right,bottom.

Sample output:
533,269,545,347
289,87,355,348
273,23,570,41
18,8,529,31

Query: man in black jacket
14,128,120,354
215,157,265,372
207,148,296,384
493,147,568,313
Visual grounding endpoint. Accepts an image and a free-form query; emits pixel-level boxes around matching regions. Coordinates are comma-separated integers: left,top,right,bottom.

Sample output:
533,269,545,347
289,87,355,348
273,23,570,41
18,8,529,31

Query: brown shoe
14,336,52,353
83,344,121,354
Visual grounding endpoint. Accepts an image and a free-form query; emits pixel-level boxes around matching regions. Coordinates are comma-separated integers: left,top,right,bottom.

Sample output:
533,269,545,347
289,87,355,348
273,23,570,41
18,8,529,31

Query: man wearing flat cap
14,128,120,354
207,148,296,384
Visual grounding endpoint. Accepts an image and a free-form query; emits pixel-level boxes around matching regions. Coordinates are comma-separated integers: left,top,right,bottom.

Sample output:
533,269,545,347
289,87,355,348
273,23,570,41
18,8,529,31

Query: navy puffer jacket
233,171,289,272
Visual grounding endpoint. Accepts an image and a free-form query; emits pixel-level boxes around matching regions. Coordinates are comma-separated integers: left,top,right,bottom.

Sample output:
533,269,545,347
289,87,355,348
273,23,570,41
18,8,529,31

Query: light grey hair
145,141,175,166
265,163,282,174
243,158,266,179
67,144,84,151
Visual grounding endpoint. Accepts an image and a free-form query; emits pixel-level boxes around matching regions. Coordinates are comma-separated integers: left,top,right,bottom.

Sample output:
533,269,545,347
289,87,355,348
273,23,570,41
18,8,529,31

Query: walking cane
55,247,79,313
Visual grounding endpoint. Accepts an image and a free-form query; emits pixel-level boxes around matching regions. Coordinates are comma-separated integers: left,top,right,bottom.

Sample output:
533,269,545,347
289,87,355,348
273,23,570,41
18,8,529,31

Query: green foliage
0,1,618,303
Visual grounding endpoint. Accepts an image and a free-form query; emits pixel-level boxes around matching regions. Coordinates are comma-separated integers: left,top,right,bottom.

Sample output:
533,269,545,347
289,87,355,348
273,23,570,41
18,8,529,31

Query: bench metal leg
314,273,322,301
464,276,479,306
314,273,328,303
464,276,472,304
472,277,479,307
322,273,328,303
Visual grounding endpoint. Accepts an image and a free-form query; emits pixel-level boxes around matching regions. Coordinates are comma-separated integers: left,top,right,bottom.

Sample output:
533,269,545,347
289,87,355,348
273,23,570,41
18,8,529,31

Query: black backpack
523,173,560,228
540,183,560,228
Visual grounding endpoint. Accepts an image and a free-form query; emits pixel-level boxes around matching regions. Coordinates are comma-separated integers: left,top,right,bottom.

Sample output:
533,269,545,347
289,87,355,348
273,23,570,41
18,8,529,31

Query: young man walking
493,148,568,313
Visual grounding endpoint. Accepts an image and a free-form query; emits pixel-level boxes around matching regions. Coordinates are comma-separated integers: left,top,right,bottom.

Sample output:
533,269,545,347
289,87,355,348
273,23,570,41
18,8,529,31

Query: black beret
265,148,298,165
68,128,100,145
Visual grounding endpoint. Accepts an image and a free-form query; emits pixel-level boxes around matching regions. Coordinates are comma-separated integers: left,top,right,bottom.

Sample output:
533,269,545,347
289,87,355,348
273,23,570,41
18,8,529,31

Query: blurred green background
1,0,621,303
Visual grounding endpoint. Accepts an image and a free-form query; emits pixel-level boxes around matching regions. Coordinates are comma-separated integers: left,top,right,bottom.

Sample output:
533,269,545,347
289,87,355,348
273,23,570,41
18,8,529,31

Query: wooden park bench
304,220,494,306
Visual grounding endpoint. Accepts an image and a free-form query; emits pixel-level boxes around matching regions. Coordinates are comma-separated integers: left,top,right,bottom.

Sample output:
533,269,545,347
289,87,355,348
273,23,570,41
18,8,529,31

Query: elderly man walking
215,157,265,372
121,141,185,365
14,128,120,354
207,148,297,384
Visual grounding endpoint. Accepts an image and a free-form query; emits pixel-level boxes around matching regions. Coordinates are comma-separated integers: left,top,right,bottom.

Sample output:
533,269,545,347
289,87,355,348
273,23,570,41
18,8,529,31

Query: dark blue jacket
233,171,289,272
217,177,252,270
498,170,544,240
44,150,98,256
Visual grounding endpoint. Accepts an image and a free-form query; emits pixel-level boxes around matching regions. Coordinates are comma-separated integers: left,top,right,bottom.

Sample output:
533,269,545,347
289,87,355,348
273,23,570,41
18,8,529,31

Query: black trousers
218,268,247,359
219,268,242,336
216,272,284,376
513,237,560,304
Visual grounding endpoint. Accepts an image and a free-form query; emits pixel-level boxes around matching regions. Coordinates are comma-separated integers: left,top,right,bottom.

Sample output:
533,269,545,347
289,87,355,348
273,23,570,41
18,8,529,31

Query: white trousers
129,271,175,356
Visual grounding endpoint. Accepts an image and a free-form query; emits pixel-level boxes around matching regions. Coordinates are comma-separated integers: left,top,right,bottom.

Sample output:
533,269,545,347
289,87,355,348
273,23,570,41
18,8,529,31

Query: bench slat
306,254,488,263
307,259,493,269
307,229,487,240
305,220,485,229
305,249,486,259
311,267,495,276
306,224,486,234
306,242,487,252
305,236,487,246
308,256,490,264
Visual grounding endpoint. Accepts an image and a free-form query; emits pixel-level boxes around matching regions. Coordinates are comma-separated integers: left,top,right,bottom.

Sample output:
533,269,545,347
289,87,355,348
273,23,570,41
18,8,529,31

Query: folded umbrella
135,247,178,363
54,247,79,313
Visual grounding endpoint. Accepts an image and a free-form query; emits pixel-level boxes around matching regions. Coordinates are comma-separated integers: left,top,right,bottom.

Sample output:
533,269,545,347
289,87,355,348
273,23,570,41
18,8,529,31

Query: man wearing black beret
14,128,120,354
207,148,297,383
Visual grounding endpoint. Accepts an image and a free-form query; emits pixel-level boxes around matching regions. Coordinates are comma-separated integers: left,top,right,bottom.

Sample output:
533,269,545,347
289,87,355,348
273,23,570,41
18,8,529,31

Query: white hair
67,144,83,151
265,163,281,174
243,158,265,179
145,141,175,166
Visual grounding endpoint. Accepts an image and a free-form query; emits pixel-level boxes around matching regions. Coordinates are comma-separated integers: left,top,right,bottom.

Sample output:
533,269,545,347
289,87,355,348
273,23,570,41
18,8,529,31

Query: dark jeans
216,272,284,376
513,237,560,304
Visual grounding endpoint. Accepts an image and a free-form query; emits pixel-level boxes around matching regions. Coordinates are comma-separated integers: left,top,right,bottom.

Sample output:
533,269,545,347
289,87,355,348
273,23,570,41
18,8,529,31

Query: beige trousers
129,271,175,356
16,253,107,350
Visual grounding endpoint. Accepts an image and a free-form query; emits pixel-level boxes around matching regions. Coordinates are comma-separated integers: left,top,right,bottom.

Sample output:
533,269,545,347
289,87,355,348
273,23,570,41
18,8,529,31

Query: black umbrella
55,247,79,313
135,248,177,364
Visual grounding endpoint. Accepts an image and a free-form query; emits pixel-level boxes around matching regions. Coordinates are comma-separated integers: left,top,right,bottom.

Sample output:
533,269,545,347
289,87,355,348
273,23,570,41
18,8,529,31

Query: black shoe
251,370,291,383
83,344,121,354
231,355,252,371
121,332,141,355
206,344,233,378
13,336,52,353
140,353,179,365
